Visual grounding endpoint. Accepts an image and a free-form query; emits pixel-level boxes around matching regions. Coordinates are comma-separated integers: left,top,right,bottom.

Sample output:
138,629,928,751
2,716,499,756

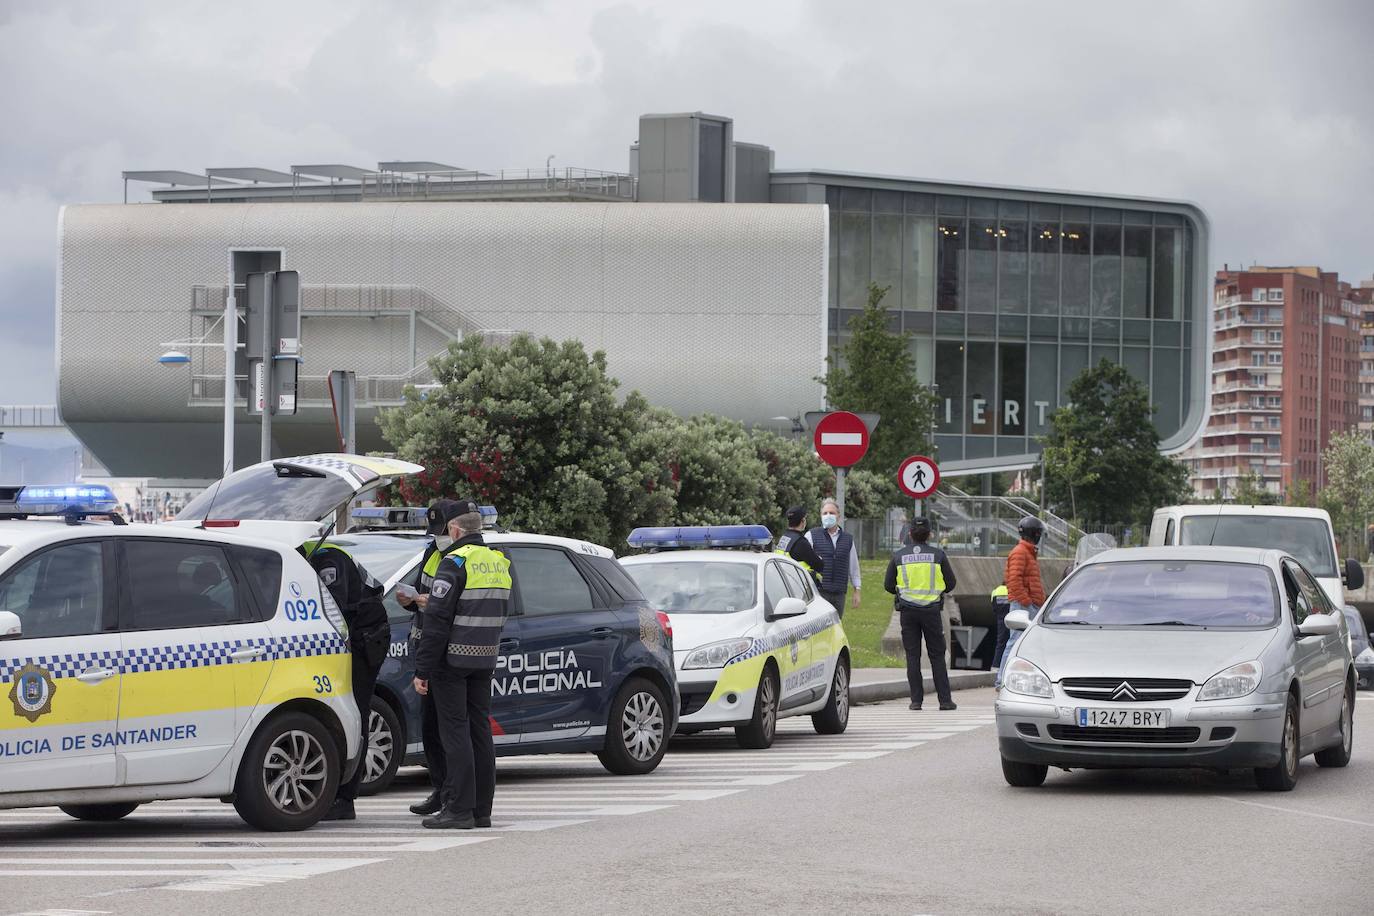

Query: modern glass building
772,171,1208,474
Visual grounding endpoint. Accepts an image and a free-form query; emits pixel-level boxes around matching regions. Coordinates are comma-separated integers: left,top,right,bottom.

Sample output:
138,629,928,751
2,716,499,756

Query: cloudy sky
2,0,1371,403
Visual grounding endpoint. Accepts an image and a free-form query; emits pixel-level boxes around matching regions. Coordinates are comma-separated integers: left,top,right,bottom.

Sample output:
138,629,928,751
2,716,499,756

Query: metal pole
223,273,237,476
260,273,274,462
836,467,846,525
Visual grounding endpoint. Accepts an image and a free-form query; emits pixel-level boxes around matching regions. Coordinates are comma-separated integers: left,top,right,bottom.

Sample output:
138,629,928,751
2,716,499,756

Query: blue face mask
822,513,839,529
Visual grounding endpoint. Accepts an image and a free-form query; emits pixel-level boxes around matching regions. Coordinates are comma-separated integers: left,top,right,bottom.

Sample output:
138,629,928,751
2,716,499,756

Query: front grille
1015,723,1040,737
1061,677,1193,702
679,691,712,717
1047,725,1201,744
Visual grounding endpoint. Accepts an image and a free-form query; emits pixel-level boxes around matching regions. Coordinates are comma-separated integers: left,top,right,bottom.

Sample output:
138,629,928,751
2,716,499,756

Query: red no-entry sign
898,455,940,499
813,411,871,468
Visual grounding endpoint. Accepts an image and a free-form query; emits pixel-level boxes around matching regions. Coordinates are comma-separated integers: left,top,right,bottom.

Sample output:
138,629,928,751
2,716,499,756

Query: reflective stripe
451,613,508,628
461,587,512,601
447,642,499,657
896,552,945,606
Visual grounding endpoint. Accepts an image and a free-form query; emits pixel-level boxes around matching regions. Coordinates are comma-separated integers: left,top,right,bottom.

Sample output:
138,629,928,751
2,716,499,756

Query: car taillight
656,610,672,639
202,519,240,527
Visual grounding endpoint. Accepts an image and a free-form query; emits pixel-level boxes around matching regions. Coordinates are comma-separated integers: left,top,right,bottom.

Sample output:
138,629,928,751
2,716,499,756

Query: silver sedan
995,546,1356,791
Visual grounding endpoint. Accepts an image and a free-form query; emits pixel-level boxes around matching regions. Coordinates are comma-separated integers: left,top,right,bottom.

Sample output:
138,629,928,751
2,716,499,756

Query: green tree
820,283,939,500
1041,358,1190,526
1232,471,1280,506
1285,478,1314,508
1318,430,1374,560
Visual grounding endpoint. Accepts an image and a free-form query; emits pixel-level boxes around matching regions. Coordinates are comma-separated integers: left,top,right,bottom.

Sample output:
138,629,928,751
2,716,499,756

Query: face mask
434,535,454,551
822,513,838,529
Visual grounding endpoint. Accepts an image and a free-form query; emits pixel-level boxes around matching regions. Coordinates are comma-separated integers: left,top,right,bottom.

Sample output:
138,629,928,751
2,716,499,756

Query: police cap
785,505,807,527
425,499,461,535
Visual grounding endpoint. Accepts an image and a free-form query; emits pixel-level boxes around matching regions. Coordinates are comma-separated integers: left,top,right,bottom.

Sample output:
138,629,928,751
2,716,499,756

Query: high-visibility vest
442,543,513,666
895,549,946,606
774,531,814,574
419,543,443,591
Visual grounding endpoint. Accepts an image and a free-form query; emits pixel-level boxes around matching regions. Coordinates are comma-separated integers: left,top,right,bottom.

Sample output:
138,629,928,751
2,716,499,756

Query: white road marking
1212,796,1374,829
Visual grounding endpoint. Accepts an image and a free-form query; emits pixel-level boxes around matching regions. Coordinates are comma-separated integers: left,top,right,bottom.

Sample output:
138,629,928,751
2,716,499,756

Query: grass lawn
841,559,904,669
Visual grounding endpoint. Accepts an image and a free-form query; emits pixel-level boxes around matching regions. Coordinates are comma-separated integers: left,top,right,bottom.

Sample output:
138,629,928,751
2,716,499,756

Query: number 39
313,675,333,694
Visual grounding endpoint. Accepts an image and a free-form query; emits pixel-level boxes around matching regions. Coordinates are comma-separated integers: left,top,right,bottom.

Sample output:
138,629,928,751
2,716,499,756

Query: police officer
990,582,1011,674
412,499,512,830
884,517,958,711
775,505,825,587
300,535,392,820
401,498,459,817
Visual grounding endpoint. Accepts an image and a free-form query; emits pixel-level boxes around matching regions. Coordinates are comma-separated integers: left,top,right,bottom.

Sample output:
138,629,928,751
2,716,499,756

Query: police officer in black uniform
883,517,959,712
402,498,459,817
412,499,513,829
775,505,825,587
302,535,392,821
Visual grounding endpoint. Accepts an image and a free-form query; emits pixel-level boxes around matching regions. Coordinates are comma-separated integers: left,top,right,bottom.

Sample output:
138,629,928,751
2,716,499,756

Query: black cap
425,499,460,535
786,505,807,527
910,516,931,530
452,498,481,517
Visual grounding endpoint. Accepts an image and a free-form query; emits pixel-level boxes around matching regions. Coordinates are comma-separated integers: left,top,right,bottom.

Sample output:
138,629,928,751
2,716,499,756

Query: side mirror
1297,614,1339,638
770,596,807,620
0,610,21,640
1343,558,1364,591
1005,608,1032,631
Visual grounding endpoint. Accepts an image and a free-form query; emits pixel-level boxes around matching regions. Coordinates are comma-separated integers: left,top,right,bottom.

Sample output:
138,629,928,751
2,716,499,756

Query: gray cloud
2,0,1372,405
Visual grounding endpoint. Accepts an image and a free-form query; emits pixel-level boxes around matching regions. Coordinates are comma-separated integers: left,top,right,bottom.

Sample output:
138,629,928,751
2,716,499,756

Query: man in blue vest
884,517,958,711
806,498,861,617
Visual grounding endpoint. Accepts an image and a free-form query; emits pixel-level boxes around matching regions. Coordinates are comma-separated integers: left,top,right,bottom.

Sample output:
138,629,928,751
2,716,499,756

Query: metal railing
925,484,1085,559
358,167,636,202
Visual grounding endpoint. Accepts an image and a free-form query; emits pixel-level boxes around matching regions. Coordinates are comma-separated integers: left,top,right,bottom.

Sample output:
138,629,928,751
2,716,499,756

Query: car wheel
359,696,403,796
736,667,779,749
1314,681,1354,768
59,802,140,822
812,655,850,735
1255,694,1299,791
1000,756,1048,788
597,676,670,775
233,711,340,831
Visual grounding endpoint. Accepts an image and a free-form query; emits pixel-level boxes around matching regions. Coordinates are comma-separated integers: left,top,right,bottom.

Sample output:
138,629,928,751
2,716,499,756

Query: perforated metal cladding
59,202,827,471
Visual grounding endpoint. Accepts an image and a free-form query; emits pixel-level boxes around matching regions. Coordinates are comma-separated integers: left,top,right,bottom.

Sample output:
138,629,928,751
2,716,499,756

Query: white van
1148,505,1365,609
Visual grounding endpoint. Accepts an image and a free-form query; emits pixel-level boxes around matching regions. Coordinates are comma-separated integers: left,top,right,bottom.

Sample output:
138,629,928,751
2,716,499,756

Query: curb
851,671,995,705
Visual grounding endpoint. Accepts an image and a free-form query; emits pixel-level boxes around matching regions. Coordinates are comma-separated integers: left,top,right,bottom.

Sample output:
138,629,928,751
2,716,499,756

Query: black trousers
430,666,496,818
820,589,847,620
420,691,446,790
340,652,382,801
993,604,1011,670
899,602,952,706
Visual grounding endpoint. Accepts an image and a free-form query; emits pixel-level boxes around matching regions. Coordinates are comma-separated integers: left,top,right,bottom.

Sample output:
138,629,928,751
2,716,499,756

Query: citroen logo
1111,681,1138,701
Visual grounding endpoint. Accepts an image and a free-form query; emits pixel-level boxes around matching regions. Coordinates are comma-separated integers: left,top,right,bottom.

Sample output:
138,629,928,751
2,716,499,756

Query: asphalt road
4,689,1371,916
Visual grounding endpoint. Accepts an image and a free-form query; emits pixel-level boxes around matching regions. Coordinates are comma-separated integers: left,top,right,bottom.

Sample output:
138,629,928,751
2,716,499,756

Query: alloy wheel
263,729,329,814
761,676,777,740
1282,709,1297,778
834,664,850,724
621,691,665,762
1341,691,1353,755
365,709,394,783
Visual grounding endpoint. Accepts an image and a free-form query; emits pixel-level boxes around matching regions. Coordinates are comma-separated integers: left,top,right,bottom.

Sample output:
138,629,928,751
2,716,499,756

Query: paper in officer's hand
395,583,419,601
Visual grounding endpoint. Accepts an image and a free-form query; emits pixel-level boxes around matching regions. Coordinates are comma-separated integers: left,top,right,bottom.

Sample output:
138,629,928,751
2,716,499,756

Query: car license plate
1075,707,1168,728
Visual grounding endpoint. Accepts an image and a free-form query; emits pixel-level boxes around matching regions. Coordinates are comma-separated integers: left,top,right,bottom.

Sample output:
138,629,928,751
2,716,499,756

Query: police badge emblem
638,609,664,650
790,640,799,664
319,567,338,586
8,664,56,723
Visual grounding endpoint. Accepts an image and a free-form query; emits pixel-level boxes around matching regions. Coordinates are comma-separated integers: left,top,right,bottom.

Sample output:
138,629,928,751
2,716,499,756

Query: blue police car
335,516,678,793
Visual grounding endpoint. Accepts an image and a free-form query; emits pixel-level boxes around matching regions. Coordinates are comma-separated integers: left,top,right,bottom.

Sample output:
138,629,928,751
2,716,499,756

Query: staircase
925,484,1083,559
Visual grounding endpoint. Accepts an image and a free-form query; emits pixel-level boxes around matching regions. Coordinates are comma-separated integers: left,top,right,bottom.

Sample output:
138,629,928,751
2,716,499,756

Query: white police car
0,482,361,831
620,526,851,748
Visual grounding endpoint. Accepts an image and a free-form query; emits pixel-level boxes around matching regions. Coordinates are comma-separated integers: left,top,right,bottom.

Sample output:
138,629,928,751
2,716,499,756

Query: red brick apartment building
1186,266,1362,498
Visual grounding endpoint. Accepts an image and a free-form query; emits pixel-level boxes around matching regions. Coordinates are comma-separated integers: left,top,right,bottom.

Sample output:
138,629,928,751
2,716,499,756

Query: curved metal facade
57,202,828,477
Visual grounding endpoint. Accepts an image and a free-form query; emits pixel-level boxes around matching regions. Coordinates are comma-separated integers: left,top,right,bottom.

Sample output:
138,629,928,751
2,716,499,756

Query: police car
0,482,361,831
619,525,851,748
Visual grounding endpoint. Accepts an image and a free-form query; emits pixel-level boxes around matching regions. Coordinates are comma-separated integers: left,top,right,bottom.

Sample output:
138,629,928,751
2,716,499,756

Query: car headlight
1198,660,1262,701
1355,647,1374,664
682,638,753,670
1002,658,1052,698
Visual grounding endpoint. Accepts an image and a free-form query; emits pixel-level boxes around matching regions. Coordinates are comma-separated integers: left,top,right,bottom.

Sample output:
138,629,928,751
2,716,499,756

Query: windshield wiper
1047,619,1095,625
1138,620,1204,627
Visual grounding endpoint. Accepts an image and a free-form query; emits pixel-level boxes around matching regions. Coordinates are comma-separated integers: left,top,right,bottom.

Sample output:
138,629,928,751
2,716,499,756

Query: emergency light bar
1,483,124,524
350,506,427,530
626,525,773,550
480,505,499,529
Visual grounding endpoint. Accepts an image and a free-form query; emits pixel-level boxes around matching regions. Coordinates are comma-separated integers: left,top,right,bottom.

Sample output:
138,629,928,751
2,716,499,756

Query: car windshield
625,562,757,614
327,536,425,585
1179,515,1337,578
1043,560,1279,627
177,466,356,522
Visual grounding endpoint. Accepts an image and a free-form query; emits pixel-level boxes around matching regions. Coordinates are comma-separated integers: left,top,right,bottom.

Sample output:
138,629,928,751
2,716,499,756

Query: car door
1281,560,1332,739
775,561,823,708
760,560,810,711
1291,560,1346,730
0,538,120,792
115,537,271,786
499,544,616,745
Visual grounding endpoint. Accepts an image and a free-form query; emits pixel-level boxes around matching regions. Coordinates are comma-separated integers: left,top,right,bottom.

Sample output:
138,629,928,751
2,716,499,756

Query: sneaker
939,700,958,711
422,808,476,830
321,798,355,821
409,792,443,816
908,701,922,711
475,815,492,828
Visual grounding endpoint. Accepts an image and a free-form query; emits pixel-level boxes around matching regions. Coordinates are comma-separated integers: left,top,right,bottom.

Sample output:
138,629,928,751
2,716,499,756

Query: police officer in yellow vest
884,517,959,711
412,499,513,829
990,583,1012,675
775,505,825,588
401,499,460,816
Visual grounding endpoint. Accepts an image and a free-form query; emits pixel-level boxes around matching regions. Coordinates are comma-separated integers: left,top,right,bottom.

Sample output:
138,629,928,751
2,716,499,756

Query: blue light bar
626,525,773,550
349,506,427,529
16,484,119,516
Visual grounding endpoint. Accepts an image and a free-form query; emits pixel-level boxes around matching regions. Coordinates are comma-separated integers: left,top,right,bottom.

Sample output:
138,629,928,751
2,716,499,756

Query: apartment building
1188,266,1361,498
1356,278,1374,441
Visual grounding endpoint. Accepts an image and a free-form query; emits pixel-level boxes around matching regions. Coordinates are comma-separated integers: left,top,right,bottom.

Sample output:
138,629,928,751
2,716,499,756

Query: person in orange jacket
995,516,1046,686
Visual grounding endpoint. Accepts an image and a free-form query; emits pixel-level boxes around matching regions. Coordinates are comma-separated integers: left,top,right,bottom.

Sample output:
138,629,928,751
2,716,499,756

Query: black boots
322,798,356,821
939,700,958,711
423,807,477,830
409,791,443,816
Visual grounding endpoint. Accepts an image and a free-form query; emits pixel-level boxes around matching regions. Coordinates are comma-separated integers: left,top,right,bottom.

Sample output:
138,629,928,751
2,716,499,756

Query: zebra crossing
1,702,994,905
